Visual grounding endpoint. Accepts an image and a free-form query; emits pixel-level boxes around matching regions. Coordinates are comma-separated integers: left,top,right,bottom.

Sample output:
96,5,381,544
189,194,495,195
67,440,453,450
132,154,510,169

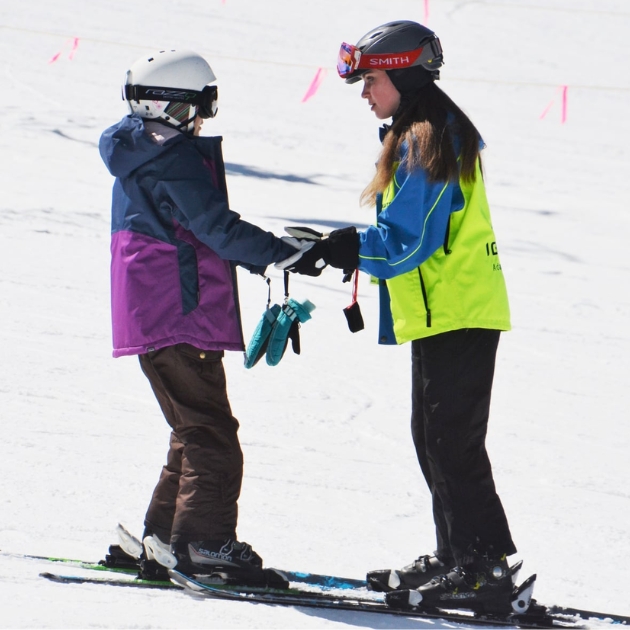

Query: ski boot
171,539,288,588
386,555,522,615
367,553,453,592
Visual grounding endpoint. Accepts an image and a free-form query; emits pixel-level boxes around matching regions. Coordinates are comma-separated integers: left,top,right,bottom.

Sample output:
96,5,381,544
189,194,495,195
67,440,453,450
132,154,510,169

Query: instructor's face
361,70,401,120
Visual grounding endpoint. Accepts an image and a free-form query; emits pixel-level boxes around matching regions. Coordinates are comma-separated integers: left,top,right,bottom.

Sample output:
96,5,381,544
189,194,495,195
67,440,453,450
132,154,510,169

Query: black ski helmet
341,20,443,95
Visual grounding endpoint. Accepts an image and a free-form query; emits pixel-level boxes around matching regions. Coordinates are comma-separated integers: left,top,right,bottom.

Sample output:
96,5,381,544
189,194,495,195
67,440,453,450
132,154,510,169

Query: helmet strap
174,109,198,132
159,104,198,133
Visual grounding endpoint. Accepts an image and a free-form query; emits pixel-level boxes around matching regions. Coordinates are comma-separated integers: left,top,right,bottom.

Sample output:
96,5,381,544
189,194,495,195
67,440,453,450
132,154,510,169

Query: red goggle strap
355,47,424,71
338,39,442,78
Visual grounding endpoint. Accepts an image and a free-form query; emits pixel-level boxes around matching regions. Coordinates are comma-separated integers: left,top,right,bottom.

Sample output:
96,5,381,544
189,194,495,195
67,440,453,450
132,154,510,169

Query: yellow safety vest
382,159,511,344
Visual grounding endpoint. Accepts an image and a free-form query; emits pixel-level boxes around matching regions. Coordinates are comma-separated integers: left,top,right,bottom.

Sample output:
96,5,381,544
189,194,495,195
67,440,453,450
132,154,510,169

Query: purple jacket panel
111,229,243,358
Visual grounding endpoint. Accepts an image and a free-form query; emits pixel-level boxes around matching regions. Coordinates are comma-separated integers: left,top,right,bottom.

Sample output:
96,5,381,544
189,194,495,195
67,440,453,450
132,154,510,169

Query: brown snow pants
138,343,243,544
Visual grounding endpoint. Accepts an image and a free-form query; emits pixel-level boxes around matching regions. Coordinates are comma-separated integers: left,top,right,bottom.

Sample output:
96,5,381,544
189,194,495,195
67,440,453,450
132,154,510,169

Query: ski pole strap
265,276,271,309
283,270,290,303
343,270,364,333
351,270,359,303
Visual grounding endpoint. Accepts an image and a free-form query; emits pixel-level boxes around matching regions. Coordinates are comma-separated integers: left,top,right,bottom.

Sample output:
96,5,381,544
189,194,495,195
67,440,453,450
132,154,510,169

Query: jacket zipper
443,215,452,255
417,218,453,328
418,268,431,328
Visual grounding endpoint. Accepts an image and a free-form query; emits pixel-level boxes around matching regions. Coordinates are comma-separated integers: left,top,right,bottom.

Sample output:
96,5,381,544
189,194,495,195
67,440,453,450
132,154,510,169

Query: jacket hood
99,115,184,178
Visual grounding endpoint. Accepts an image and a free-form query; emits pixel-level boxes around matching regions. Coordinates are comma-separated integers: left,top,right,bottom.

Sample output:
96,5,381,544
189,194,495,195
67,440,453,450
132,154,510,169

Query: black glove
326,227,360,271
275,239,327,276
276,226,359,276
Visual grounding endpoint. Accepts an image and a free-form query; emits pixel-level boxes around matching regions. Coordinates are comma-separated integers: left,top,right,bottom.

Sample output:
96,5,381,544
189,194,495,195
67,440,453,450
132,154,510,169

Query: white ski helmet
123,49,218,132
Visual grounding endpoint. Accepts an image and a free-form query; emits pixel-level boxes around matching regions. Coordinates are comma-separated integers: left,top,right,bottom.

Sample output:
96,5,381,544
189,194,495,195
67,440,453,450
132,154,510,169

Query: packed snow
1,0,629,627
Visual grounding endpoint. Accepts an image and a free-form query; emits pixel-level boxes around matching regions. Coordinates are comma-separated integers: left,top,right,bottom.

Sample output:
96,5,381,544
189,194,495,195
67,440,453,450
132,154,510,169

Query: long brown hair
360,82,483,207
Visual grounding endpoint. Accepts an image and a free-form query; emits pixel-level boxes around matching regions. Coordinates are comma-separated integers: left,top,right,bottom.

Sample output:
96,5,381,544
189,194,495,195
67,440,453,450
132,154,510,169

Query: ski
3,549,363,589
37,568,630,628
546,604,630,626
38,569,552,627
0,551,137,575
0,551,367,590
283,570,365,589
13,549,630,626
38,569,361,595
40,571,176,590
38,570,317,593
168,569,575,629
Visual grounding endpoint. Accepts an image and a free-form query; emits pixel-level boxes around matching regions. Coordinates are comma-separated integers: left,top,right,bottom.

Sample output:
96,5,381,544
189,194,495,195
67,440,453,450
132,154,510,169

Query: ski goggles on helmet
124,84,218,118
337,38,443,80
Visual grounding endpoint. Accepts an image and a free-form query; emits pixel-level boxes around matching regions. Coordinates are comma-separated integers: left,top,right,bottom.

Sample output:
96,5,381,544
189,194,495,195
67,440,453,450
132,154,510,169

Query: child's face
193,115,204,136
361,70,401,120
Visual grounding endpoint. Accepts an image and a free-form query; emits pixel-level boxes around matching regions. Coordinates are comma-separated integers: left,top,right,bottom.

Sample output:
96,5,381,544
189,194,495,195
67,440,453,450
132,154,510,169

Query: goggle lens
337,42,359,78
197,85,218,119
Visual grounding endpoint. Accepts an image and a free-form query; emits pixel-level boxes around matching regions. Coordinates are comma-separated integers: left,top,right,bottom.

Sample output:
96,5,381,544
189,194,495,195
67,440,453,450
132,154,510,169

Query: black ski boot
172,539,288,588
367,553,453,592
386,555,519,615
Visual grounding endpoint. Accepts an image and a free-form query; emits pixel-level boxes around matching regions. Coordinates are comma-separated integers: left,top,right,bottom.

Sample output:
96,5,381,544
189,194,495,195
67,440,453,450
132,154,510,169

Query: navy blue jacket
99,115,294,356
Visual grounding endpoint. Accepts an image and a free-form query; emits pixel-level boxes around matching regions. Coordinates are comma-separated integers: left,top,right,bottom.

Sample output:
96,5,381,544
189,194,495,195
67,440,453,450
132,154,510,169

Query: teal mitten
266,299,316,367
244,304,282,369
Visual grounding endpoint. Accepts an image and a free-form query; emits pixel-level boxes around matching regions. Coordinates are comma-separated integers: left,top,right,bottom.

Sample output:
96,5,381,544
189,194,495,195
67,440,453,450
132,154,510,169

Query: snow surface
1,0,629,627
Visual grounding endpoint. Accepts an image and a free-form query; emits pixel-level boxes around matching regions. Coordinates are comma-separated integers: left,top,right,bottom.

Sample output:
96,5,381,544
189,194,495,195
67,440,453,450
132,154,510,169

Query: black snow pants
138,343,243,545
411,328,516,566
